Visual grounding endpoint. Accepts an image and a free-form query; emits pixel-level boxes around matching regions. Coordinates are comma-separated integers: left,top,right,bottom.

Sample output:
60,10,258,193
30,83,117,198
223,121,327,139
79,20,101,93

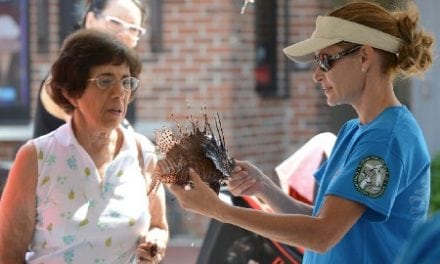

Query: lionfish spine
171,114,185,135
214,112,226,152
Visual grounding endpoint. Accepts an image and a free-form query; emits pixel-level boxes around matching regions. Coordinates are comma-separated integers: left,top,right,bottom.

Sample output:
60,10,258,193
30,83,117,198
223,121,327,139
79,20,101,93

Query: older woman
169,2,434,263
0,29,168,263
33,0,147,137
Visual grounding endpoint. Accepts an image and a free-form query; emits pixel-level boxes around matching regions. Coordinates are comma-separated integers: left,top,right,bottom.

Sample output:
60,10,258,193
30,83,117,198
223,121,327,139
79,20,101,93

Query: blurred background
0,0,439,263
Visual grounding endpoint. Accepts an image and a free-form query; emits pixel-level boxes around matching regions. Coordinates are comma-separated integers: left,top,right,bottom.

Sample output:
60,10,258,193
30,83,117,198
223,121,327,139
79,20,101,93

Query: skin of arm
0,143,38,262
227,160,313,215
137,151,169,263
170,168,366,253
139,184,169,262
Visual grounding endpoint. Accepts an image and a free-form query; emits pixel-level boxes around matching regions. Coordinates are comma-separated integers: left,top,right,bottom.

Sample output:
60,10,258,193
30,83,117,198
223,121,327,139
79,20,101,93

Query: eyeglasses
99,15,146,39
88,75,139,92
314,45,362,72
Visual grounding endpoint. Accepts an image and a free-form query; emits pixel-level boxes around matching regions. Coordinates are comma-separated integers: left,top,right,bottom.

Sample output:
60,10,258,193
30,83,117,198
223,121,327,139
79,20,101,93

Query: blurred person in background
169,1,434,263
0,29,168,263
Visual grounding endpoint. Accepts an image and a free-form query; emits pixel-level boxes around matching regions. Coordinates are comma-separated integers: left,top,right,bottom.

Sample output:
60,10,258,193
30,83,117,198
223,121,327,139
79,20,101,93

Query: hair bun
394,3,434,77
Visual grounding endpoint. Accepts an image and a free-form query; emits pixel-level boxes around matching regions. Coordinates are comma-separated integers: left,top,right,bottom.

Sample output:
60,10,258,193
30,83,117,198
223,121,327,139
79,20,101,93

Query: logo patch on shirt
353,156,389,198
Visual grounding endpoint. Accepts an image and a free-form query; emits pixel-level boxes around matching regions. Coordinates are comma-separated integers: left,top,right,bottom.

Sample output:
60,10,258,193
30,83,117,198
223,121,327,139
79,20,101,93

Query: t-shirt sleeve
326,140,404,222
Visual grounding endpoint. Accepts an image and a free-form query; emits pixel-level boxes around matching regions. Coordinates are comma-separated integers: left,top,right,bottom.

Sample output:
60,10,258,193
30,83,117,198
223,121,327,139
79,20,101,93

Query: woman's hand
168,168,223,218
226,160,268,197
136,232,166,264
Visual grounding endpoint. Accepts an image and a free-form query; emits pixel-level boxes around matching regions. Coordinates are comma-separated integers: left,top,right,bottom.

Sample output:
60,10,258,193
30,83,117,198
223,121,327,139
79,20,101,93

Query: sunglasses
88,75,139,92
314,45,362,72
99,15,146,39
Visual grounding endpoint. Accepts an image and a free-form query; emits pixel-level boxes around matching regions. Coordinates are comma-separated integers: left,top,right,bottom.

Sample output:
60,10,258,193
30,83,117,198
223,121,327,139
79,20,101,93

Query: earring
361,68,366,73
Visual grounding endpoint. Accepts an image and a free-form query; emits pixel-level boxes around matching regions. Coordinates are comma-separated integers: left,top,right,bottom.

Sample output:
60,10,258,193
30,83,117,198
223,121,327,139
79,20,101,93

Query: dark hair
329,1,434,78
80,0,146,28
50,29,142,114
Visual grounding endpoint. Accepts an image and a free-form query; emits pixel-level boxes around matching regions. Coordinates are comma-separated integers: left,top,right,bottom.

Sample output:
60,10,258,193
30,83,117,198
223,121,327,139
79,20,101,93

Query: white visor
283,16,402,62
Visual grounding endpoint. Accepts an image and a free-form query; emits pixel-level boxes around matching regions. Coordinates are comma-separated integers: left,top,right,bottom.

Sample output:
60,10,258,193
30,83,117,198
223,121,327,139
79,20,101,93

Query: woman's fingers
137,241,165,264
227,175,256,195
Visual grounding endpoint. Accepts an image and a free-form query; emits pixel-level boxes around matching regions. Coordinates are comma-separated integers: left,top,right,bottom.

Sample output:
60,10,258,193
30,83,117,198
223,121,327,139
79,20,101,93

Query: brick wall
227,0,331,177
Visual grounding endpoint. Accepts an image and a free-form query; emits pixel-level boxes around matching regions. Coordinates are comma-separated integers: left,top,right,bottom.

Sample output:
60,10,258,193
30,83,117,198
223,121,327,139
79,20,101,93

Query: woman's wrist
255,175,278,200
146,227,168,244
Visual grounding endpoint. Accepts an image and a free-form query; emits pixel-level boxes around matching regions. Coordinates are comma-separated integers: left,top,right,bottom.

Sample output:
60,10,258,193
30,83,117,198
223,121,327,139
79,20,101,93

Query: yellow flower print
38,150,44,160
79,218,89,227
105,237,112,247
68,190,75,200
117,170,124,177
40,176,50,186
85,167,91,177
129,218,136,227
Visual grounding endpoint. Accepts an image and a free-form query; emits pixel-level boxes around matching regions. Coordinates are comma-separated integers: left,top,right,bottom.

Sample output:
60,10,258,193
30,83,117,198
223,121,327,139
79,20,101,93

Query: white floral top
26,121,155,264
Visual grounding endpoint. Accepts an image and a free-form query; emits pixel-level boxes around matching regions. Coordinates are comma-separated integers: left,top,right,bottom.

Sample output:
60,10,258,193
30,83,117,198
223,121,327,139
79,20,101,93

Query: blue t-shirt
303,106,430,264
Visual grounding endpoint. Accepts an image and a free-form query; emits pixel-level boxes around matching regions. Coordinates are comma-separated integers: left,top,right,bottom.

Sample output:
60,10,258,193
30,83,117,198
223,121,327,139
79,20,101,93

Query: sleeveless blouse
26,121,155,264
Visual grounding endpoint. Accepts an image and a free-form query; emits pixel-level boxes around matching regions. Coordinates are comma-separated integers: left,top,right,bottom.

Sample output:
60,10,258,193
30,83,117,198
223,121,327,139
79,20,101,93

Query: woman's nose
312,66,323,83
111,82,128,98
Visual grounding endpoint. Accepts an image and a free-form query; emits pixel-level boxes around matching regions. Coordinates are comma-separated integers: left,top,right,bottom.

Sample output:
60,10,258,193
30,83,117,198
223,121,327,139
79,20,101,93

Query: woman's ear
359,45,374,73
61,89,78,108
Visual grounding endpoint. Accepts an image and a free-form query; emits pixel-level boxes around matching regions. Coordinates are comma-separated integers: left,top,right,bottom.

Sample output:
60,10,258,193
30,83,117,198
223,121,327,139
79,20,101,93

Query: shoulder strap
135,135,145,173
135,135,156,199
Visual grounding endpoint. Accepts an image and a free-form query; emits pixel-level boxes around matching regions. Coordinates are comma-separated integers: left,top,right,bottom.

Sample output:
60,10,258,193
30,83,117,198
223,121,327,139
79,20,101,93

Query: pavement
161,240,201,264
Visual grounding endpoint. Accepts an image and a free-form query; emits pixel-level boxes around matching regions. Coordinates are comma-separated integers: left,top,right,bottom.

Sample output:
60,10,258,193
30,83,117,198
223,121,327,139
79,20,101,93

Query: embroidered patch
353,156,389,198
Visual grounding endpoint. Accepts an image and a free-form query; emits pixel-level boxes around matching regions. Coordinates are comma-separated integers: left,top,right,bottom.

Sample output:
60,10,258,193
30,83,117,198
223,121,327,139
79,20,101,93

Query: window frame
0,0,30,125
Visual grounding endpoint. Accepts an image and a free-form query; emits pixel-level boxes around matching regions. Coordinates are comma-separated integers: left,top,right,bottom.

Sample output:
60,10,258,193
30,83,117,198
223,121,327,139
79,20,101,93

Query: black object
0,165,9,198
196,189,303,264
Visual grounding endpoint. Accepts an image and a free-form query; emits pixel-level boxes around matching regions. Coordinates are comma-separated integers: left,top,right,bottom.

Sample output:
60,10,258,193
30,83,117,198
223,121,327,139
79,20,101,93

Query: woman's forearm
257,178,313,215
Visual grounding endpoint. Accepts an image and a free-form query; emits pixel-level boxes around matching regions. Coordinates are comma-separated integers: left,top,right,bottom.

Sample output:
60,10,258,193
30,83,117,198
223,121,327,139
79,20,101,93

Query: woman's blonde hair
329,1,434,78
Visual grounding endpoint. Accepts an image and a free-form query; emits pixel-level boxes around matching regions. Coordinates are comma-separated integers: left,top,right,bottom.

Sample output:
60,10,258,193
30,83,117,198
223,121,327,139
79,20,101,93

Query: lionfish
148,109,235,195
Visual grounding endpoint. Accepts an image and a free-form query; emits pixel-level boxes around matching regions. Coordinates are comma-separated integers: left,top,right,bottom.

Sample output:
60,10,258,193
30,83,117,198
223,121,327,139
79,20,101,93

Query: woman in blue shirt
168,1,434,263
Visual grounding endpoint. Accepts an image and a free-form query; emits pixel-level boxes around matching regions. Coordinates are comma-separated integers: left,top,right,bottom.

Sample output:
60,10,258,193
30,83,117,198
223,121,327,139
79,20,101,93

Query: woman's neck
70,115,121,158
354,77,401,125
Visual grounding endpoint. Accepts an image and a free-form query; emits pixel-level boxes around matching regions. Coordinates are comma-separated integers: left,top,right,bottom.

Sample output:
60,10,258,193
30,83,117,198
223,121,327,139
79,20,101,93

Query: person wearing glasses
0,29,167,263
28,1,168,262
33,0,147,138
168,2,434,263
